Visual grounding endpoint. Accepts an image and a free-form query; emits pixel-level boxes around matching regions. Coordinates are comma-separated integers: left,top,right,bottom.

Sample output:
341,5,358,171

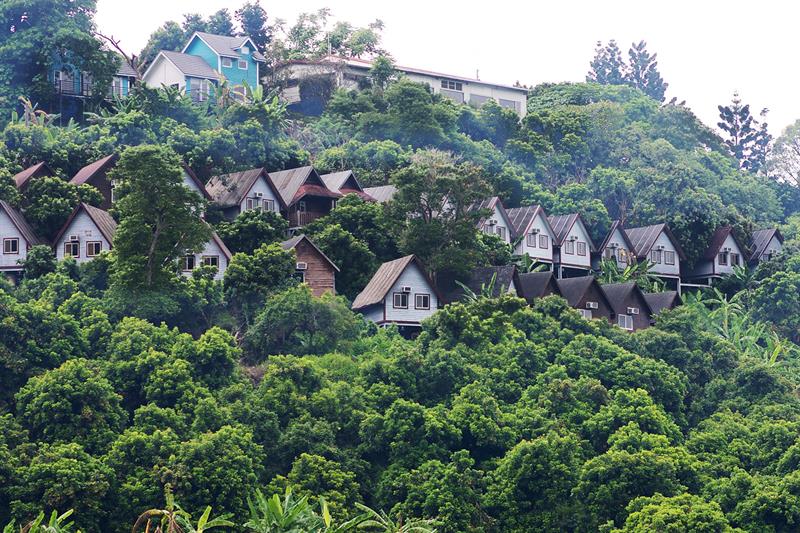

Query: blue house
142,32,265,102
51,52,138,99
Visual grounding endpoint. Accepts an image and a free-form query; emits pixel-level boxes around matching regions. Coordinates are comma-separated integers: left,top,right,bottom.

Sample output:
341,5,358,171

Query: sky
95,0,800,136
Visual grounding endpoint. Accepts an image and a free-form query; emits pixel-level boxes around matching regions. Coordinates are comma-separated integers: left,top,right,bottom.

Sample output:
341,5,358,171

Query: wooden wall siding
182,238,229,281
578,285,613,322
294,239,335,297
481,205,512,244
55,211,111,264
558,219,592,269
289,196,333,227
647,231,681,277
0,210,27,271
513,212,554,263
88,170,114,210
612,291,651,331
238,176,282,216
382,262,438,325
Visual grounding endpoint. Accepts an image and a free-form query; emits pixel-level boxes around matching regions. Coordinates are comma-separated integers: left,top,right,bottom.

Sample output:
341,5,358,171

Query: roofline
52,203,114,247
598,220,635,254
286,234,340,272
520,205,556,241
143,51,219,82
183,165,212,200
69,154,118,185
0,201,40,245
210,230,232,261
182,32,216,57
352,255,442,310
557,276,613,310
707,226,747,260
601,281,654,317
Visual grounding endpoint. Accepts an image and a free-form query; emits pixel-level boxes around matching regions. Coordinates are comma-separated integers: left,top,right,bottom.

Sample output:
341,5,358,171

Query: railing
54,79,93,97
292,210,327,227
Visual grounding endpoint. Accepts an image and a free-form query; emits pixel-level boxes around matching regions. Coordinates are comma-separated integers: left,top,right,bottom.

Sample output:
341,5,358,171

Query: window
664,250,675,265
202,255,219,268
392,292,409,309
565,241,575,254
238,59,248,70
64,241,80,258
293,270,305,283
577,242,587,256
222,57,233,68
241,46,250,54
731,253,740,266
3,238,19,254
441,79,463,91
190,78,210,102
527,233,538,248
232,85,247,102
297,201,307,213
246,197,260,211
619,249,628,262
605,248,616,259
618,314,634,331
86,241,102,257
263,199,275,212
651,249,662,264
498,98,520,112
718,252,728,266
182,255,196,272
496,226,506,240
110,179,119,203
579,309,593,320
415,293,431,310
539,235,548,249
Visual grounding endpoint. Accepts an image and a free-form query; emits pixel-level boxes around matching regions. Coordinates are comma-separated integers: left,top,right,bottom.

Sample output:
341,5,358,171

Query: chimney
476,69,480,80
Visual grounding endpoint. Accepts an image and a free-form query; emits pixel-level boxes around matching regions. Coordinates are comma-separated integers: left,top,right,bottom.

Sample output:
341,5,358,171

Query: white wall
181,237,229,281
761,235,783,261
513,212,554,263
714,234,745,276
401,72,527,116
55,211,111,264
480,205,512,244
558,219,592,269
239,176,282,215
602,227,632,269
143,55,186,89
382,262,439,325
648,231,681,277
0,210,28,271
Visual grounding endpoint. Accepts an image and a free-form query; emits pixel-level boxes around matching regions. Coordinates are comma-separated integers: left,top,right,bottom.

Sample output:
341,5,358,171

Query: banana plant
132,488,232,533
3,509,78,533
243,488,325,532
455,272,497,303
354,504,438,533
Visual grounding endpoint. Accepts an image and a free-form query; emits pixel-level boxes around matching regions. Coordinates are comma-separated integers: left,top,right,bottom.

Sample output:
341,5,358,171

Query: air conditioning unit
68,235,79,242
401,286,412,293
586,301,599,309
627,307,640,315
569,235,578,241
531,228,540,234
255,192,263,198
656,245,665,250
487,219,497,225
296,262,307,270
609,242,619,248
723,247,731,252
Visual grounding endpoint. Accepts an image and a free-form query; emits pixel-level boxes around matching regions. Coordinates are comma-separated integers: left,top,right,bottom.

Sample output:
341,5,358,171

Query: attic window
222,57,233,68
182,255,196,272
577,242,587,256
202,255,219,268
731,253,740,266
618,314,634,331
86,241,102,257
664,250,675,265
718,252,728,266
3,238,19,254
539,235,548,249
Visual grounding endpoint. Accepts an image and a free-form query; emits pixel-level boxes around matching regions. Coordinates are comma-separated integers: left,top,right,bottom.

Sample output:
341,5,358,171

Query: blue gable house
143,32,265,102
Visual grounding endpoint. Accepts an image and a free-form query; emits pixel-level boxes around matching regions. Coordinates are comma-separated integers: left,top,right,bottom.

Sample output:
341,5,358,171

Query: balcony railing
54,79,93,97
292,210,327,227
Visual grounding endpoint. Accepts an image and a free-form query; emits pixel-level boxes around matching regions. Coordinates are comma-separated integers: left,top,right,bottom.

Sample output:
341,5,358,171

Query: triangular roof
145,50,220,81
185,31,266,62
321,170,374,201
623,223,686,260
470,197,514,232
643,291,682,316
555,276,611,309
749,228,784,261
12,162,56,190
363,185,397,204
703,226,746,261
210,230,232,261
547,213,596,251
280,234,340,272
70,154,118,186
437,264,520,304
600,281,653,317
517,271,561,302
0,200,41,245
352,255,437,310
268,166,340,207
506,205,552,240
206,168,285,210
53,203,117,245
183,166,212,200
598,220,636,253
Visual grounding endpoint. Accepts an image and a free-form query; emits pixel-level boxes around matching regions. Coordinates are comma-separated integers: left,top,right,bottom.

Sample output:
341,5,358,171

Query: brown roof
13,162,56,189
517,271,561,302
280,234,339,272
702,226,746,261
624,223,686,260
556,276,610,309
749,228,783,261
70,154,117,185
53,203,117,246
0,200,41,245
363,185,397,203
206,168,284,210
506,205,550,239
643,291,681,316
598,220,636,253
547,213,595,251
352,255,434,310
268,166,339,206
600,281,652,316
321,170,359,192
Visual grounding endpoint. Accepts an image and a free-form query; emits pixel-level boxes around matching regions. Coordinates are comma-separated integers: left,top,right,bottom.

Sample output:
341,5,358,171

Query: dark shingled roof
624,223,686,260
643,291,681,316
749,228,783,261
600,281,652,316
598,220,636,253
0,200,41,245
193,31,266,62
353,255,436,310
53,203,117,246
269,166,339,206
363,185,397,203
506,205,548,239
517,271,561,302
159,50,219,79
437,265,519,304
703,226,745,261
12,162,56,189
116,60,139,78
556,276,609,308
70,154,117,185
206,168,283,209
280,234,339,272
548,213,596,251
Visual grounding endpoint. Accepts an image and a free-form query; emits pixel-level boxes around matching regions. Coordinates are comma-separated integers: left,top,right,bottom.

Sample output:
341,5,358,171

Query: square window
415,293,430,310
579,309,593,320
577,242,587,256
238,59,248,70
496,227,506,240
604,248,616,259
731,253,740,266
539,235,548,249
718,252,728,266
664,250,675,265
392,292,409,309
86,241,102,257
527,233,537,248
64,241,80,258
3,238,19,254
202,255,219,268
618,314,633,330
651,249,662,264
263,199,275,212
182,255,196,272
565,241,575,254
222,57,233,68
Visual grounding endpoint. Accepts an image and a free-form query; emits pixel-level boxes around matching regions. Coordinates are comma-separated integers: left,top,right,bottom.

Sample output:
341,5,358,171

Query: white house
180,231,232,281
275,56,528,117
749,228,784,265
472,197,513,245
0,200,42,274
597,220,636,271
623,223,685,289
206,167,285,220
53,203,116,264
548,213,595,277
352,255,440,330
686,226,747,285
507,205,555,266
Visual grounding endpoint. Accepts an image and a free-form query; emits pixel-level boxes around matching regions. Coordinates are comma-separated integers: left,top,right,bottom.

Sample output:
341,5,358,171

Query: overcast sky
95,0,800,136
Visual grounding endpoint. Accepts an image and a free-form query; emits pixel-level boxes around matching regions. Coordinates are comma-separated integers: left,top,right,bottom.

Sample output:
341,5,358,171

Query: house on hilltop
320,170,374,201
507,205,555,267
601,281,653,331
556,276,613,322
437,264,520,304
206,167,285,220
596,219,637,271
517,271,561,303
54,203,116,264
685,226,747,286
644,291,682,318
548,213,595,278
363,185,397,204
180,231,232,281
472,197,514,245
12,162,57,192
622,223,685,290
281,234,339,297
749,228,784,265
70,154,118,209
0,201,42,276
268,166,341,228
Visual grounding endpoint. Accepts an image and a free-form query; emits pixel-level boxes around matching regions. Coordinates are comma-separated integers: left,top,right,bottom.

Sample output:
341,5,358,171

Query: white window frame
496,226,506,240
539,234,548,249
577,241,587,256
651,249,662,264
263,199,275,212
565,241,575,255
415,293,431,310
718,252,728,266
86,241,102,257
238,59,248,70
202,255,219,268
441,79,463,91
221,57,233,68
579,309,593,320
526,233,537,248
618,314,634,331
731,252,740,266
3,238,19,254
664,250,675,265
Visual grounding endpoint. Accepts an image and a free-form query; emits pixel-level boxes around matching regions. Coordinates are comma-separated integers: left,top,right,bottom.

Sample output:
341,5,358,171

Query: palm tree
132,489,232,533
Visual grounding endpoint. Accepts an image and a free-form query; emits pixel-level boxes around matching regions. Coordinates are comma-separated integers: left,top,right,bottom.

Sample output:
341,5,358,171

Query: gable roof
643,291,682,316
321,170,374,201
352,255,436,310
749,228,784,261
188,32,266,62
624,223,686,260
556,276,611,309
153,50,219,80
70,154,117,185
280,234,339,272
437,265,520,304
268,166,340,206
600,281,652,316
210,230,232,261
547,213,595,250
0,200,41,245
206,168,285,210
506,205,551,239
183,166,212,200
470,197,513,231
598,219,636,253
363,185,397,203
13,162,56,189
703,226,745,261
116,60,139,78
517,271,561,302
53,203,117,246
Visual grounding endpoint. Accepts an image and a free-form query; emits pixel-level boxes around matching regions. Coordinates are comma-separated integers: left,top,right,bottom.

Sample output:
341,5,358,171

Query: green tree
587,40,626,85
215,209,288,254
19,244,57,280
625,41,668,102
138,21,186,68
613,493,735,532
717,92,772,172
236,2,272,52
22,176,102,239
307,223,377,299
223,242,295,321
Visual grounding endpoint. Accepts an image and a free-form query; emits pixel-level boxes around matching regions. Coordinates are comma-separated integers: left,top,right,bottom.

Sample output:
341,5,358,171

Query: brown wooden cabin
600,281,653,331
281,234,339,296
13,162,57,192
517,271,561,304
269,166,341,228
555,275,614,322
